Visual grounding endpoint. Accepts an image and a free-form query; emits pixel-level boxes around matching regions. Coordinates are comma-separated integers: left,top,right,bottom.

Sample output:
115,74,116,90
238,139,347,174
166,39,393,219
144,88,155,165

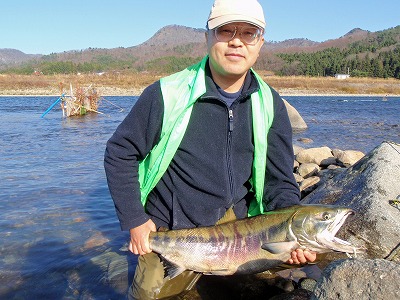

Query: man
104,0,316,298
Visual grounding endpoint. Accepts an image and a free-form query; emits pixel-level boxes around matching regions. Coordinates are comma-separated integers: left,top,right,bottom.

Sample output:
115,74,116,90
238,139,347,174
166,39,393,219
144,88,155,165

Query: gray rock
297,163,320,178
296,146,335,166
297,277,317,292
326,164,341,170
284,99,308,131
311,259,400,300
270,288,313,300
333,149,365,167
302,141,400,263
293,145,304,156
293,173,304,183
299,176,320,193
297,137,314,144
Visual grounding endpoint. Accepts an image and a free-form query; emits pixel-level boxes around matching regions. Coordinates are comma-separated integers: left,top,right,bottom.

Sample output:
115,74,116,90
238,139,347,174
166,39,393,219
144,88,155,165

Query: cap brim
208,15,265,30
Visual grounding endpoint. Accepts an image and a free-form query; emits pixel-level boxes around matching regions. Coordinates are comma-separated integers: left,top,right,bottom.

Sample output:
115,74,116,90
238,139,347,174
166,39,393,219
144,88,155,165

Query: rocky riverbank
294,146,365,195
194,141,400,300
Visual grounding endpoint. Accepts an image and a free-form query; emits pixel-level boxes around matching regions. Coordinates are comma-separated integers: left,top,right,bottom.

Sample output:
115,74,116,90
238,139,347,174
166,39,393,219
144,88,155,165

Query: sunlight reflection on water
0,96,136,299
0,95,399,298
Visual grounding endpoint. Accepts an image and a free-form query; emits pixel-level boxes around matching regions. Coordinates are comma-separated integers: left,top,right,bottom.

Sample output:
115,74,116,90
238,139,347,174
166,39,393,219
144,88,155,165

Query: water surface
288,96,400,153
0,95,399,299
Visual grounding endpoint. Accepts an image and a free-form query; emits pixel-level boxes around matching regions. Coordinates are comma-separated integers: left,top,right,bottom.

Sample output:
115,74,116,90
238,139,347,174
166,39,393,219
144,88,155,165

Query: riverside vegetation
1,73,399,96
1,25,400,96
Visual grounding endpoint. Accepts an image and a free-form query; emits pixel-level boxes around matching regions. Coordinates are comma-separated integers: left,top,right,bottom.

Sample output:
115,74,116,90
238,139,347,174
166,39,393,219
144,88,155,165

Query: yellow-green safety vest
138,55,274,216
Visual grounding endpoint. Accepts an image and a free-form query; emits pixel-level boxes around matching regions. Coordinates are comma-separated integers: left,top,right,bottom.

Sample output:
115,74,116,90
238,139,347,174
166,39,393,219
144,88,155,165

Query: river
0,95,399,299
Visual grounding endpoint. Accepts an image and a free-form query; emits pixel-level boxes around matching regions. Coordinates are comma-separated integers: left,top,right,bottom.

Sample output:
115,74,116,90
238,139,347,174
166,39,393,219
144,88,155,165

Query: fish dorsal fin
261,241,298,254
216,207,237,225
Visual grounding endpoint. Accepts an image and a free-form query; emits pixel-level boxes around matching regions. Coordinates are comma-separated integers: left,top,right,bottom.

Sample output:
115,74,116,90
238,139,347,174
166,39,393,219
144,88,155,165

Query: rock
283,99,308,131
326,164,341,170
302,141,400,263
270,288,313,300
196,273,296,300
297,163,320,178
293,173,303,183
90,246,136,295
296,146,335,166
311,259,400,300
293,145,304,156
310,168,346,196
332,149,365,167
297,138,313,144
317,168,345,188
299,176,320,193
83,231,110,250
297,278,317,292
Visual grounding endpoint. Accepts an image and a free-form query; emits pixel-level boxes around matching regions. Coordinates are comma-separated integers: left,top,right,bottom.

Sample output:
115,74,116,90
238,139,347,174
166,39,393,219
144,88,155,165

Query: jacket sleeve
104,82,163,231
263,88,301,211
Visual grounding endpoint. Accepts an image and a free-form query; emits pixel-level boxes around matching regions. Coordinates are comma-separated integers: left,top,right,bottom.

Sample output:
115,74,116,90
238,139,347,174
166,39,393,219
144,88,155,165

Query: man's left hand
287,249,317,265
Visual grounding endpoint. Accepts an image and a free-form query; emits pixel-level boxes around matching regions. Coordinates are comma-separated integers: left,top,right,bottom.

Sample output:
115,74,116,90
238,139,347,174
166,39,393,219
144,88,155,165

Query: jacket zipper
228,109,234,131
227,108,234,204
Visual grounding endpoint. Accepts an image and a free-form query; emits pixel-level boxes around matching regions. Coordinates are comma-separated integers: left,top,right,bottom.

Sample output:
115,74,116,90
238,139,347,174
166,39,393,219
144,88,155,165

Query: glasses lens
215,25,236,42
240,27,261,45
214,25,261,45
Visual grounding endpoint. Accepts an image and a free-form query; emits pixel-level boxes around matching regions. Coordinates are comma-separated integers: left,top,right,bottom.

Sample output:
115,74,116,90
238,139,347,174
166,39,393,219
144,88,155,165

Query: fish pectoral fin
261,241,298,254
162,259,186,279
216,207,237,225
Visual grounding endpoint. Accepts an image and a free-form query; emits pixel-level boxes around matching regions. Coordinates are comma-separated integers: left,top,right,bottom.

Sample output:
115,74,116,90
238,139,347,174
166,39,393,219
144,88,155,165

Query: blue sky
2,0,399,54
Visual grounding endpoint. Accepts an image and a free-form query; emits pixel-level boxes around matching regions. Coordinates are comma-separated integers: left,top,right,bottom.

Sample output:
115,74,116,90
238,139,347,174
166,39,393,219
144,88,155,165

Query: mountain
264,38,320,53
0,25,367,65
1,25,399,77
0,48,39,65
137,25,206,47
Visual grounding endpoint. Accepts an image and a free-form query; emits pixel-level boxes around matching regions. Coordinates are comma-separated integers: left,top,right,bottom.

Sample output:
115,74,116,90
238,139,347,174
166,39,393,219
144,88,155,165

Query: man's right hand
129,219,157,255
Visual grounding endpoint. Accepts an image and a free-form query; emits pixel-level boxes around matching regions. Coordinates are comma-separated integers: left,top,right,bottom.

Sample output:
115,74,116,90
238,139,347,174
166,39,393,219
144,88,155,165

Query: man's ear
258,36,265,51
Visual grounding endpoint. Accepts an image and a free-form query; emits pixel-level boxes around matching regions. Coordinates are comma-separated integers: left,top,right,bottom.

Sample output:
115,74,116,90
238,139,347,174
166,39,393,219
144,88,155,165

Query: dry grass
260,75,400,96
0,73,164,96
0,73,399,96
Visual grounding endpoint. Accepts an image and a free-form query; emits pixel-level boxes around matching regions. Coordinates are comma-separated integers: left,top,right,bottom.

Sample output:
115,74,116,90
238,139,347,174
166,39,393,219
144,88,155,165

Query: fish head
290,205,363,254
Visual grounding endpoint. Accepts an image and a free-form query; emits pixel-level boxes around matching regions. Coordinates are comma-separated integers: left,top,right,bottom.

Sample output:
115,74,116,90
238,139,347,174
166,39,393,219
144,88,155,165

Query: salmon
149,204,363,278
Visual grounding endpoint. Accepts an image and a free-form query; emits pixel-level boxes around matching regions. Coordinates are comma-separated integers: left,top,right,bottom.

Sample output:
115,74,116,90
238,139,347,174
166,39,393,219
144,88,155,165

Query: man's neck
209,66,248,93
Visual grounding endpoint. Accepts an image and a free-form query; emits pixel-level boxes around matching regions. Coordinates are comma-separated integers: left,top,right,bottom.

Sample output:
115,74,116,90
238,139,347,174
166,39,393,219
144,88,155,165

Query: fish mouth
316,210,364,254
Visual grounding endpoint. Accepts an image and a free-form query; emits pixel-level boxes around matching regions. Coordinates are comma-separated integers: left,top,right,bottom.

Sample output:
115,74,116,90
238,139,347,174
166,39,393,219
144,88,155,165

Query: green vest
138,55,274,216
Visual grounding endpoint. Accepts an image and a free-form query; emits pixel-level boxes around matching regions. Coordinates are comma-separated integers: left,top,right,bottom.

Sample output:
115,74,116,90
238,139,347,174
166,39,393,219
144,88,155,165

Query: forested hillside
1,25,399,79
276,26,400,78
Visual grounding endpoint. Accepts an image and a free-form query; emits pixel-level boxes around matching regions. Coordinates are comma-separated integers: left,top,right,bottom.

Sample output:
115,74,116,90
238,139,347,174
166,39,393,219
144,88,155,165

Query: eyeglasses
214,24,263,45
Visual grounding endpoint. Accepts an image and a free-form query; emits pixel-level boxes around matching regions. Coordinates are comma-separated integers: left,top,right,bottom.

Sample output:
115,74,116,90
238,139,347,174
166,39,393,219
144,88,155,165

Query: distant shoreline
0,92,398,97
0,73,399,97
0,88,398,98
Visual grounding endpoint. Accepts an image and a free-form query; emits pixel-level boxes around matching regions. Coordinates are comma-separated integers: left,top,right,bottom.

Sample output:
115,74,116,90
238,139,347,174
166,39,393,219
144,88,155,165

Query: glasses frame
213,24,263,46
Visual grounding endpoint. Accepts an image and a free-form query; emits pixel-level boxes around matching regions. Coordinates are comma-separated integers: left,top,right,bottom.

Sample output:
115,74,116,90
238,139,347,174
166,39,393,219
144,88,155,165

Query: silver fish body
149,205,362,278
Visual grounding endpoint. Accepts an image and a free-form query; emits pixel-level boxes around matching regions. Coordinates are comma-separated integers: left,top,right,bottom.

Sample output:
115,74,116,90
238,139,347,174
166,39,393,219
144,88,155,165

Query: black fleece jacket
104,64,300,231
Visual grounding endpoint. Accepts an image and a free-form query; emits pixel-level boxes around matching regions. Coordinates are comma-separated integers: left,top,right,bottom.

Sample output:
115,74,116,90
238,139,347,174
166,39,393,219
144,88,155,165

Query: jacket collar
201,58,260,102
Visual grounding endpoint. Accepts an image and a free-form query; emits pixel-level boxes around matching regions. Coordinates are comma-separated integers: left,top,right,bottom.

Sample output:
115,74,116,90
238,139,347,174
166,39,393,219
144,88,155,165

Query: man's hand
129,219,157,255
287,249,317,265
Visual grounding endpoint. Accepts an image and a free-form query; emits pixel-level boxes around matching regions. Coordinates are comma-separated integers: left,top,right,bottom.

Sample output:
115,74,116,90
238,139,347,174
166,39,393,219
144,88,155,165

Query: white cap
207,0,266,30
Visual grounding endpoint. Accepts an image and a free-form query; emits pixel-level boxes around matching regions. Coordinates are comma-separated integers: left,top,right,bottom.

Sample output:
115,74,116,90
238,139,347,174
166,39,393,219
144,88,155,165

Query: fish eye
322,212,331,220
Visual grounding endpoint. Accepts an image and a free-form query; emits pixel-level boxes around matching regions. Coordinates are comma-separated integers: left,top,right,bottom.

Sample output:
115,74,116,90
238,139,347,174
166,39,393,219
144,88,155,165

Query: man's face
206,22,264,82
